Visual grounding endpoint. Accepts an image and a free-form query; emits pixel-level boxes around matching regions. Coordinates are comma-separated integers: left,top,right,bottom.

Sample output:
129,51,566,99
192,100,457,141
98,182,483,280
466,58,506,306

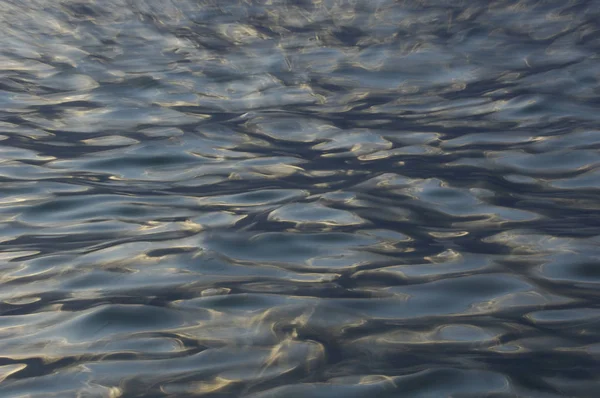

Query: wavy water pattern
1,0,600,396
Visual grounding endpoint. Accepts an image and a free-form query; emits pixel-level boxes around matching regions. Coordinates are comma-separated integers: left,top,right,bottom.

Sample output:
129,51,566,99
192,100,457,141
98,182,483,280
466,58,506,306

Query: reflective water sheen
1,0,600,397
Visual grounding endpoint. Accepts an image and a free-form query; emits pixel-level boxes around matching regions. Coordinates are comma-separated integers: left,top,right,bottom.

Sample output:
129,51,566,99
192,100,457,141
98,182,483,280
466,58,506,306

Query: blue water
1,1,600,396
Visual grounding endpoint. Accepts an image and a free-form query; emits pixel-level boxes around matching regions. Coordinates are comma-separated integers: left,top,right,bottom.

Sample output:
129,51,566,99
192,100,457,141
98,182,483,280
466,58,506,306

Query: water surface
1,0,600,396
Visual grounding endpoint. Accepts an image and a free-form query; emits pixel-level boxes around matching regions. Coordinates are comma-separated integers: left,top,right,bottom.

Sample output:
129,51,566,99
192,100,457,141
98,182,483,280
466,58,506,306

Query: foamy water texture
1,0,600,396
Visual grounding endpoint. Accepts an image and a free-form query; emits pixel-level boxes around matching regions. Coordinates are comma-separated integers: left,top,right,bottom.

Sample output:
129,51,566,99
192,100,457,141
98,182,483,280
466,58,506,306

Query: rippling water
1,0,600,396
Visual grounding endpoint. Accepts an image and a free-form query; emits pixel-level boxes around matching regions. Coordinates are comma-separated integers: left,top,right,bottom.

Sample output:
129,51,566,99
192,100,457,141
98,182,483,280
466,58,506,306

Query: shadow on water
1,0,600,396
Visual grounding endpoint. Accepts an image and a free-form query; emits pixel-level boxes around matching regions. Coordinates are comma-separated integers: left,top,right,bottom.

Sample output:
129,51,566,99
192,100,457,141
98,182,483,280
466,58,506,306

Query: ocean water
1,0,600,396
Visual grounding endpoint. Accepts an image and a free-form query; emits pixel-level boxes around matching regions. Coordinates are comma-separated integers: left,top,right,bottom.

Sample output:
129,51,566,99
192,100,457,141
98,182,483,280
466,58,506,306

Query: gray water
1,1,600,397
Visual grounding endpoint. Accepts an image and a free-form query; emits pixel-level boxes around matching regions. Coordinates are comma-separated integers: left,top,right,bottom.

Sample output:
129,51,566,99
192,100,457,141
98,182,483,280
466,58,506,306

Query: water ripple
1,0,600,396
